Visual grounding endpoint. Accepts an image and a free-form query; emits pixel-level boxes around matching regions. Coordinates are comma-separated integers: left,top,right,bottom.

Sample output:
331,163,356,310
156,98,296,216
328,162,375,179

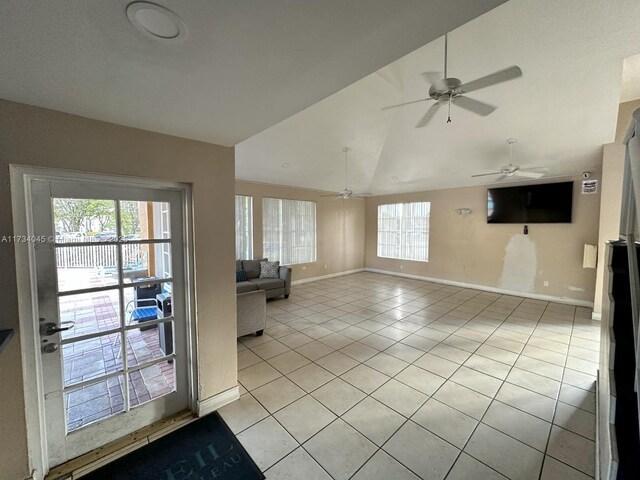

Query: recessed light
281,162,289,168
391,176,398,181
127,2,187,42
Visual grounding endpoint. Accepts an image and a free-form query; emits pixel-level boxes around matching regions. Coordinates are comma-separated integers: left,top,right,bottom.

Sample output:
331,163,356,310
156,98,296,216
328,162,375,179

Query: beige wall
235,181,366,281
593,142,625,314
365,176,601,304
594,100,640,315
0,100,237,479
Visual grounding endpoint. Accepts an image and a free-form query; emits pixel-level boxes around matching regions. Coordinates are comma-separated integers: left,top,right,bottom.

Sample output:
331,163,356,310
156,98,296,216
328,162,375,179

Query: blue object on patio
126,280,163,327
130,305,158,322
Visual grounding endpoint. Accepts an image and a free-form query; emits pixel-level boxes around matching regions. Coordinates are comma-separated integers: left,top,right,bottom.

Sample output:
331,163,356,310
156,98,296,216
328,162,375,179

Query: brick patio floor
58,268,175,431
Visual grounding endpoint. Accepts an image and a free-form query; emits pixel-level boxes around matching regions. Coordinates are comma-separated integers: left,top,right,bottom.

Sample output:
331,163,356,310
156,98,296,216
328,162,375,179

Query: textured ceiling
237,0,640,194
0,0,505,147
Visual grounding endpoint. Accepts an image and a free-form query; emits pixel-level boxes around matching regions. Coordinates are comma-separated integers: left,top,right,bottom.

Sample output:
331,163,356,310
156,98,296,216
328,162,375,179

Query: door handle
40,321,75,336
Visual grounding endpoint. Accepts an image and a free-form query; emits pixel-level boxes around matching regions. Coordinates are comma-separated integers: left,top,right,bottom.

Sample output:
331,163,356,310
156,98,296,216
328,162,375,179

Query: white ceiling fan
321,147,372,199
472,138,545,181
383,33,522,127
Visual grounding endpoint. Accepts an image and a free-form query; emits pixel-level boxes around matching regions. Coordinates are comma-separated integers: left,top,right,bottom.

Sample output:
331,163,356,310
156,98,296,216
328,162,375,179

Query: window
263,197,316,265
377,201,430,261
235,195,253,259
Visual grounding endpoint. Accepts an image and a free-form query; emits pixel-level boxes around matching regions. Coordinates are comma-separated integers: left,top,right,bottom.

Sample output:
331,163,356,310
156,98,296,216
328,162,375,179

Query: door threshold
46,410,196,480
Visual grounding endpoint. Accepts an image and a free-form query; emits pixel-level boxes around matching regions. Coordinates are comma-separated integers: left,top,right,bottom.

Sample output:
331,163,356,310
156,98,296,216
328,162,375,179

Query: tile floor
220,272,600,480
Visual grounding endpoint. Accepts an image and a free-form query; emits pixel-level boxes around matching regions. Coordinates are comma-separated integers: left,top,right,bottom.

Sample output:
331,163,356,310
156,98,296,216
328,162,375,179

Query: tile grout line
233,274,597,479
437,295,534,480
537,305,596,479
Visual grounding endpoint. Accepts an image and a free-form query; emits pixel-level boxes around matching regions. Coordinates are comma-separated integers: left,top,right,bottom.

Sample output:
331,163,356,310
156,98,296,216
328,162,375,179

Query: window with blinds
263,197,317,265
235,195,253,260
377,201,430,261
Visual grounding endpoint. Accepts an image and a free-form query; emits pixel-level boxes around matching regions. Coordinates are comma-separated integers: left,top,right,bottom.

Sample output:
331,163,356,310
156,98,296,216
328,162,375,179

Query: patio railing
56,243,144,268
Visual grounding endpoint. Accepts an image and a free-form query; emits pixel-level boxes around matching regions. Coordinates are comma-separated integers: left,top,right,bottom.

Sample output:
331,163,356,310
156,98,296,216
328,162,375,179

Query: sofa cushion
252,278,285,291
236,281,259,294
242,258,266,279
236,270,247,282
236,260,243,272
260,260,280,279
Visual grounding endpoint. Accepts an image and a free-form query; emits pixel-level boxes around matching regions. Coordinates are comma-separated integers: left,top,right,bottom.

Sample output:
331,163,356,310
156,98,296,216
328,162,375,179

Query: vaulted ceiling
237,0,640,194
2,1,640,195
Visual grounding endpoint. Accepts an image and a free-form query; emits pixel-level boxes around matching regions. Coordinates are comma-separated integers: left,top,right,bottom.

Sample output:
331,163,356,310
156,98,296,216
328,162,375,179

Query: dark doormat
83,412,265,480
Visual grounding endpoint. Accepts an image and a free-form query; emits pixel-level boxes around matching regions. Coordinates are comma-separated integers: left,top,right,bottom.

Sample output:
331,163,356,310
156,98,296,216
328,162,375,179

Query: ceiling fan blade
513,170,544,179
415,103,441,128
320,194,341,197
382,98,430,110
454,96,496,116
352,193,372,197
471,171,501,177
421,71,447,91
458,65,522,94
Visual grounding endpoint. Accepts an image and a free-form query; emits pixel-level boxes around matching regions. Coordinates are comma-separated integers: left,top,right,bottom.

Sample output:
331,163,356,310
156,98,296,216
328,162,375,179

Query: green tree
86,200,116,231
53,199,116,233
54,199,91,232
120,201,140,236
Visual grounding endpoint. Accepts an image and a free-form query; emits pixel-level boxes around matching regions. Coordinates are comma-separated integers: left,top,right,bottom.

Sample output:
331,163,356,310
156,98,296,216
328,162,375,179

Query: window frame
376,201,430,262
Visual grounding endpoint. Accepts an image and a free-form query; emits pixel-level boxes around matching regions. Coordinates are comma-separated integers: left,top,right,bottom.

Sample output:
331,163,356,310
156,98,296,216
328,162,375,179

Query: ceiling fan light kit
383,33,522,128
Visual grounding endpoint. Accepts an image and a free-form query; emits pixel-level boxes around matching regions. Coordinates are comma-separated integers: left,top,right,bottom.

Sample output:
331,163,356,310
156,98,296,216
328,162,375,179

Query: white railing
56,243,144,268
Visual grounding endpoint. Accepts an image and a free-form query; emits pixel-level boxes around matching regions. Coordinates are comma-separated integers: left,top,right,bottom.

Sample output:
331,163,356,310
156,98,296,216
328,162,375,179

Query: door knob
40,321,75,336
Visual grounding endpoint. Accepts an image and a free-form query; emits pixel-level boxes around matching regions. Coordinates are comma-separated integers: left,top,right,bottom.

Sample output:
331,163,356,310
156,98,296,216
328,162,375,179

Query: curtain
263,197,316,265
235,195,253,259
377,202,430,261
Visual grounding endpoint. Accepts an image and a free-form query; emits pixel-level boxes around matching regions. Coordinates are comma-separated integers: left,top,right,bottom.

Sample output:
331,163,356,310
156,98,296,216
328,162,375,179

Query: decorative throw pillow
236,270,247,282
259,260,280,279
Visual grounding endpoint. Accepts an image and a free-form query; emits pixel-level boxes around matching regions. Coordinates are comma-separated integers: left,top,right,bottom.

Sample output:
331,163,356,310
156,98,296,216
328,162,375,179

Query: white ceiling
621,53,640,103
0,0,506,147
237,0,640,194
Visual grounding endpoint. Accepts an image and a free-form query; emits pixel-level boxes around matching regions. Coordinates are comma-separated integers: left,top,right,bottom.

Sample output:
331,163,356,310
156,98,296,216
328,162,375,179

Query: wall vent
581,180,598,194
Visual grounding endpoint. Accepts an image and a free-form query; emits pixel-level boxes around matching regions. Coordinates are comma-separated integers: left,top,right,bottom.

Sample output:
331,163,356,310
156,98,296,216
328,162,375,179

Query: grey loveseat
236,258,292,299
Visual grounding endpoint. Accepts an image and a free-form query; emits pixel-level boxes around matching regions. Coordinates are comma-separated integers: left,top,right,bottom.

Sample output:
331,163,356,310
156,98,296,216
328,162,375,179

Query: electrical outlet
324,264,328,269
302,266,307,270
400,265,404,270
543,280,549,287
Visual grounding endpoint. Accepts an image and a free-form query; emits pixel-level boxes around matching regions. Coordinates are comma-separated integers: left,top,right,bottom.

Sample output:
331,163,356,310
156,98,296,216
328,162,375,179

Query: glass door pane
52,198,179,432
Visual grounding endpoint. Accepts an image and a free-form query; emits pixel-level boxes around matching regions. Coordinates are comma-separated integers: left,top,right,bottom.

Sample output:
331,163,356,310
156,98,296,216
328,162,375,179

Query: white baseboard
592,312,602,321
364,268,595,308
196,386,240,417
292,268,365,286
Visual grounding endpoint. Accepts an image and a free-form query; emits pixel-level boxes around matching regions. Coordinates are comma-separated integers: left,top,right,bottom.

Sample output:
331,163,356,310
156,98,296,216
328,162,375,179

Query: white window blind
263,198,316,265
235,195,253,260
377,201,430,261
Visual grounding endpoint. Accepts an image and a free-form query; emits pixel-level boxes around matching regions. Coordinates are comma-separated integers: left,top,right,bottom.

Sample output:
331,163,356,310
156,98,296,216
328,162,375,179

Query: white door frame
10,165,198,479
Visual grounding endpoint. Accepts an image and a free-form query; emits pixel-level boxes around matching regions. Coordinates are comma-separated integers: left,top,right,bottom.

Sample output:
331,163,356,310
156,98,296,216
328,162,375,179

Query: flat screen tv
487,181,573,223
